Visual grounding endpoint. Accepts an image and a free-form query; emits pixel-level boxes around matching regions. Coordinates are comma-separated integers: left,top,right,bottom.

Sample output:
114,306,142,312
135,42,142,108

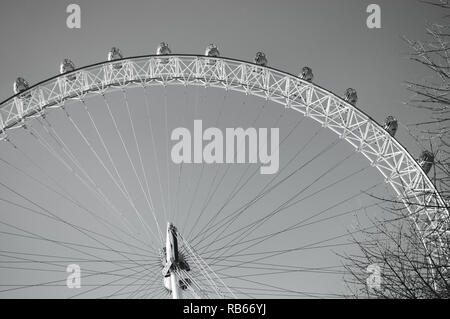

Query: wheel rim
0,54,447,298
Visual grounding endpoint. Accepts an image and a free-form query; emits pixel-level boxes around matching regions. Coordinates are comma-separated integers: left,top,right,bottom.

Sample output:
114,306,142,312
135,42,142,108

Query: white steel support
165,222,181,299
0,54,448,273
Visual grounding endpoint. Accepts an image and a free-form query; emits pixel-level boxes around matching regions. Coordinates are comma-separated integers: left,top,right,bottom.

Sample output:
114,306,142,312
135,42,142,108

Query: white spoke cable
179,233,236,298
141,84,168,224
163,87,171,222
37,114,142,240
0,148,153,253
175,268,202,299
56,106,158,247
122,89,163,242
101,92,161,245
18,125,147,249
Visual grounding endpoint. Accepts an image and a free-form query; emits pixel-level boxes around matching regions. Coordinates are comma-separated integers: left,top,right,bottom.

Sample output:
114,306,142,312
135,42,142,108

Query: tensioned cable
202,165,374,254
172,85,197,225
141,84,169,227
204,193,381,268
127,267,162,299
0,252,158,283
185,94,269,241
37,112,151,242
0,263,152,294
101,92,160,245
163,86,172,223
196,135,342,252
204,215,408,274
13,126,142,245
179,233,236,298
0,250,156,265
122,88,163,242
190,107,306,245
182,91,230,238
208,199,383,260
0,181,159,278
70,264,155,299
0,229,153,294
200,156,369,262
180,86,215,233
190,119,327,247
176,268,202,298
0,153,153,254
102,267,154,299
76,97,156,240
0,195,154,259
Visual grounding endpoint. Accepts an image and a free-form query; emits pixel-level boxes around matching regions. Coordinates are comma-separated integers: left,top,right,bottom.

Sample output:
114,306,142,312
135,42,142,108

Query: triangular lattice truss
1,54,448,284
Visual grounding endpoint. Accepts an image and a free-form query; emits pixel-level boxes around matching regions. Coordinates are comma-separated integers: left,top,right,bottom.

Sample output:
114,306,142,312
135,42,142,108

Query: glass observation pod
299,66,314,82
156,42,172,64
383,115,398,137
343,88,358,106
204,44,220,66
418,150,435,175
253,51,268,74
13,77,31,99
60,58,77,81
107,47,124,70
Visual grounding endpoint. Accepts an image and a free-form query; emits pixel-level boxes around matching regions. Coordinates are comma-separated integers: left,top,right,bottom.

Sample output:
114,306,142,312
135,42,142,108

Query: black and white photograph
0,0,448,309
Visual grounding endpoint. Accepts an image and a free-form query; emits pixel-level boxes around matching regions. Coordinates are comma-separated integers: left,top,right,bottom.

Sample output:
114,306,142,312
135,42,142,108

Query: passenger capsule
204,43,220,66
156,42,171,64
205,44,220,57
344,88,358,105
107,47,124,70
300,66,314,82
383,116,398,137
60,58,76,81
254,51,268,67
13,77,31,97
156,42,171,55
418,150,434,175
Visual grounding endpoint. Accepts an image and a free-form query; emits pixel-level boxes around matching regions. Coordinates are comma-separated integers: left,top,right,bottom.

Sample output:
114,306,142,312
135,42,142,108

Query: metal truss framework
0,54,448,267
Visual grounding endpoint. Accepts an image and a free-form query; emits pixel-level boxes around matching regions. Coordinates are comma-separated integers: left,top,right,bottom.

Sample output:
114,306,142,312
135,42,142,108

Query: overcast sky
0,0,447,298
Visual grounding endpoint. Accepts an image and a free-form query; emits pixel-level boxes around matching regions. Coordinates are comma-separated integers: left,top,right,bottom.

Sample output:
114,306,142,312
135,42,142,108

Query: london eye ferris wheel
0,1,448,299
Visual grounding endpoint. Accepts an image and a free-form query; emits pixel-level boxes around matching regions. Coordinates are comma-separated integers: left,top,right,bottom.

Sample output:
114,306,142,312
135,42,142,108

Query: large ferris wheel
0,43,448,298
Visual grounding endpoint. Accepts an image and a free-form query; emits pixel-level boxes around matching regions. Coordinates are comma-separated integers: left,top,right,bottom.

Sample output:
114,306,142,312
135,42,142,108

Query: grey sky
0,0,446,298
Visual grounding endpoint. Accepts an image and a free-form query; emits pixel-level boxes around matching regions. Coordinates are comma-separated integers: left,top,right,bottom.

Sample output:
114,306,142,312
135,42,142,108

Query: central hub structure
161,223,191,299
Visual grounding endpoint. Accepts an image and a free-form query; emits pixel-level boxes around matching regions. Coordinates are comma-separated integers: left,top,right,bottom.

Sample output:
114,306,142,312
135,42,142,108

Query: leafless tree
342,203,449,298
405,2,450,201
343,1,450,298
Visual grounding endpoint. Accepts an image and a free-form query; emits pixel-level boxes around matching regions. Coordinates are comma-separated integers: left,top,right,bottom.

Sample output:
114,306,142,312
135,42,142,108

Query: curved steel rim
0,53,448,261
